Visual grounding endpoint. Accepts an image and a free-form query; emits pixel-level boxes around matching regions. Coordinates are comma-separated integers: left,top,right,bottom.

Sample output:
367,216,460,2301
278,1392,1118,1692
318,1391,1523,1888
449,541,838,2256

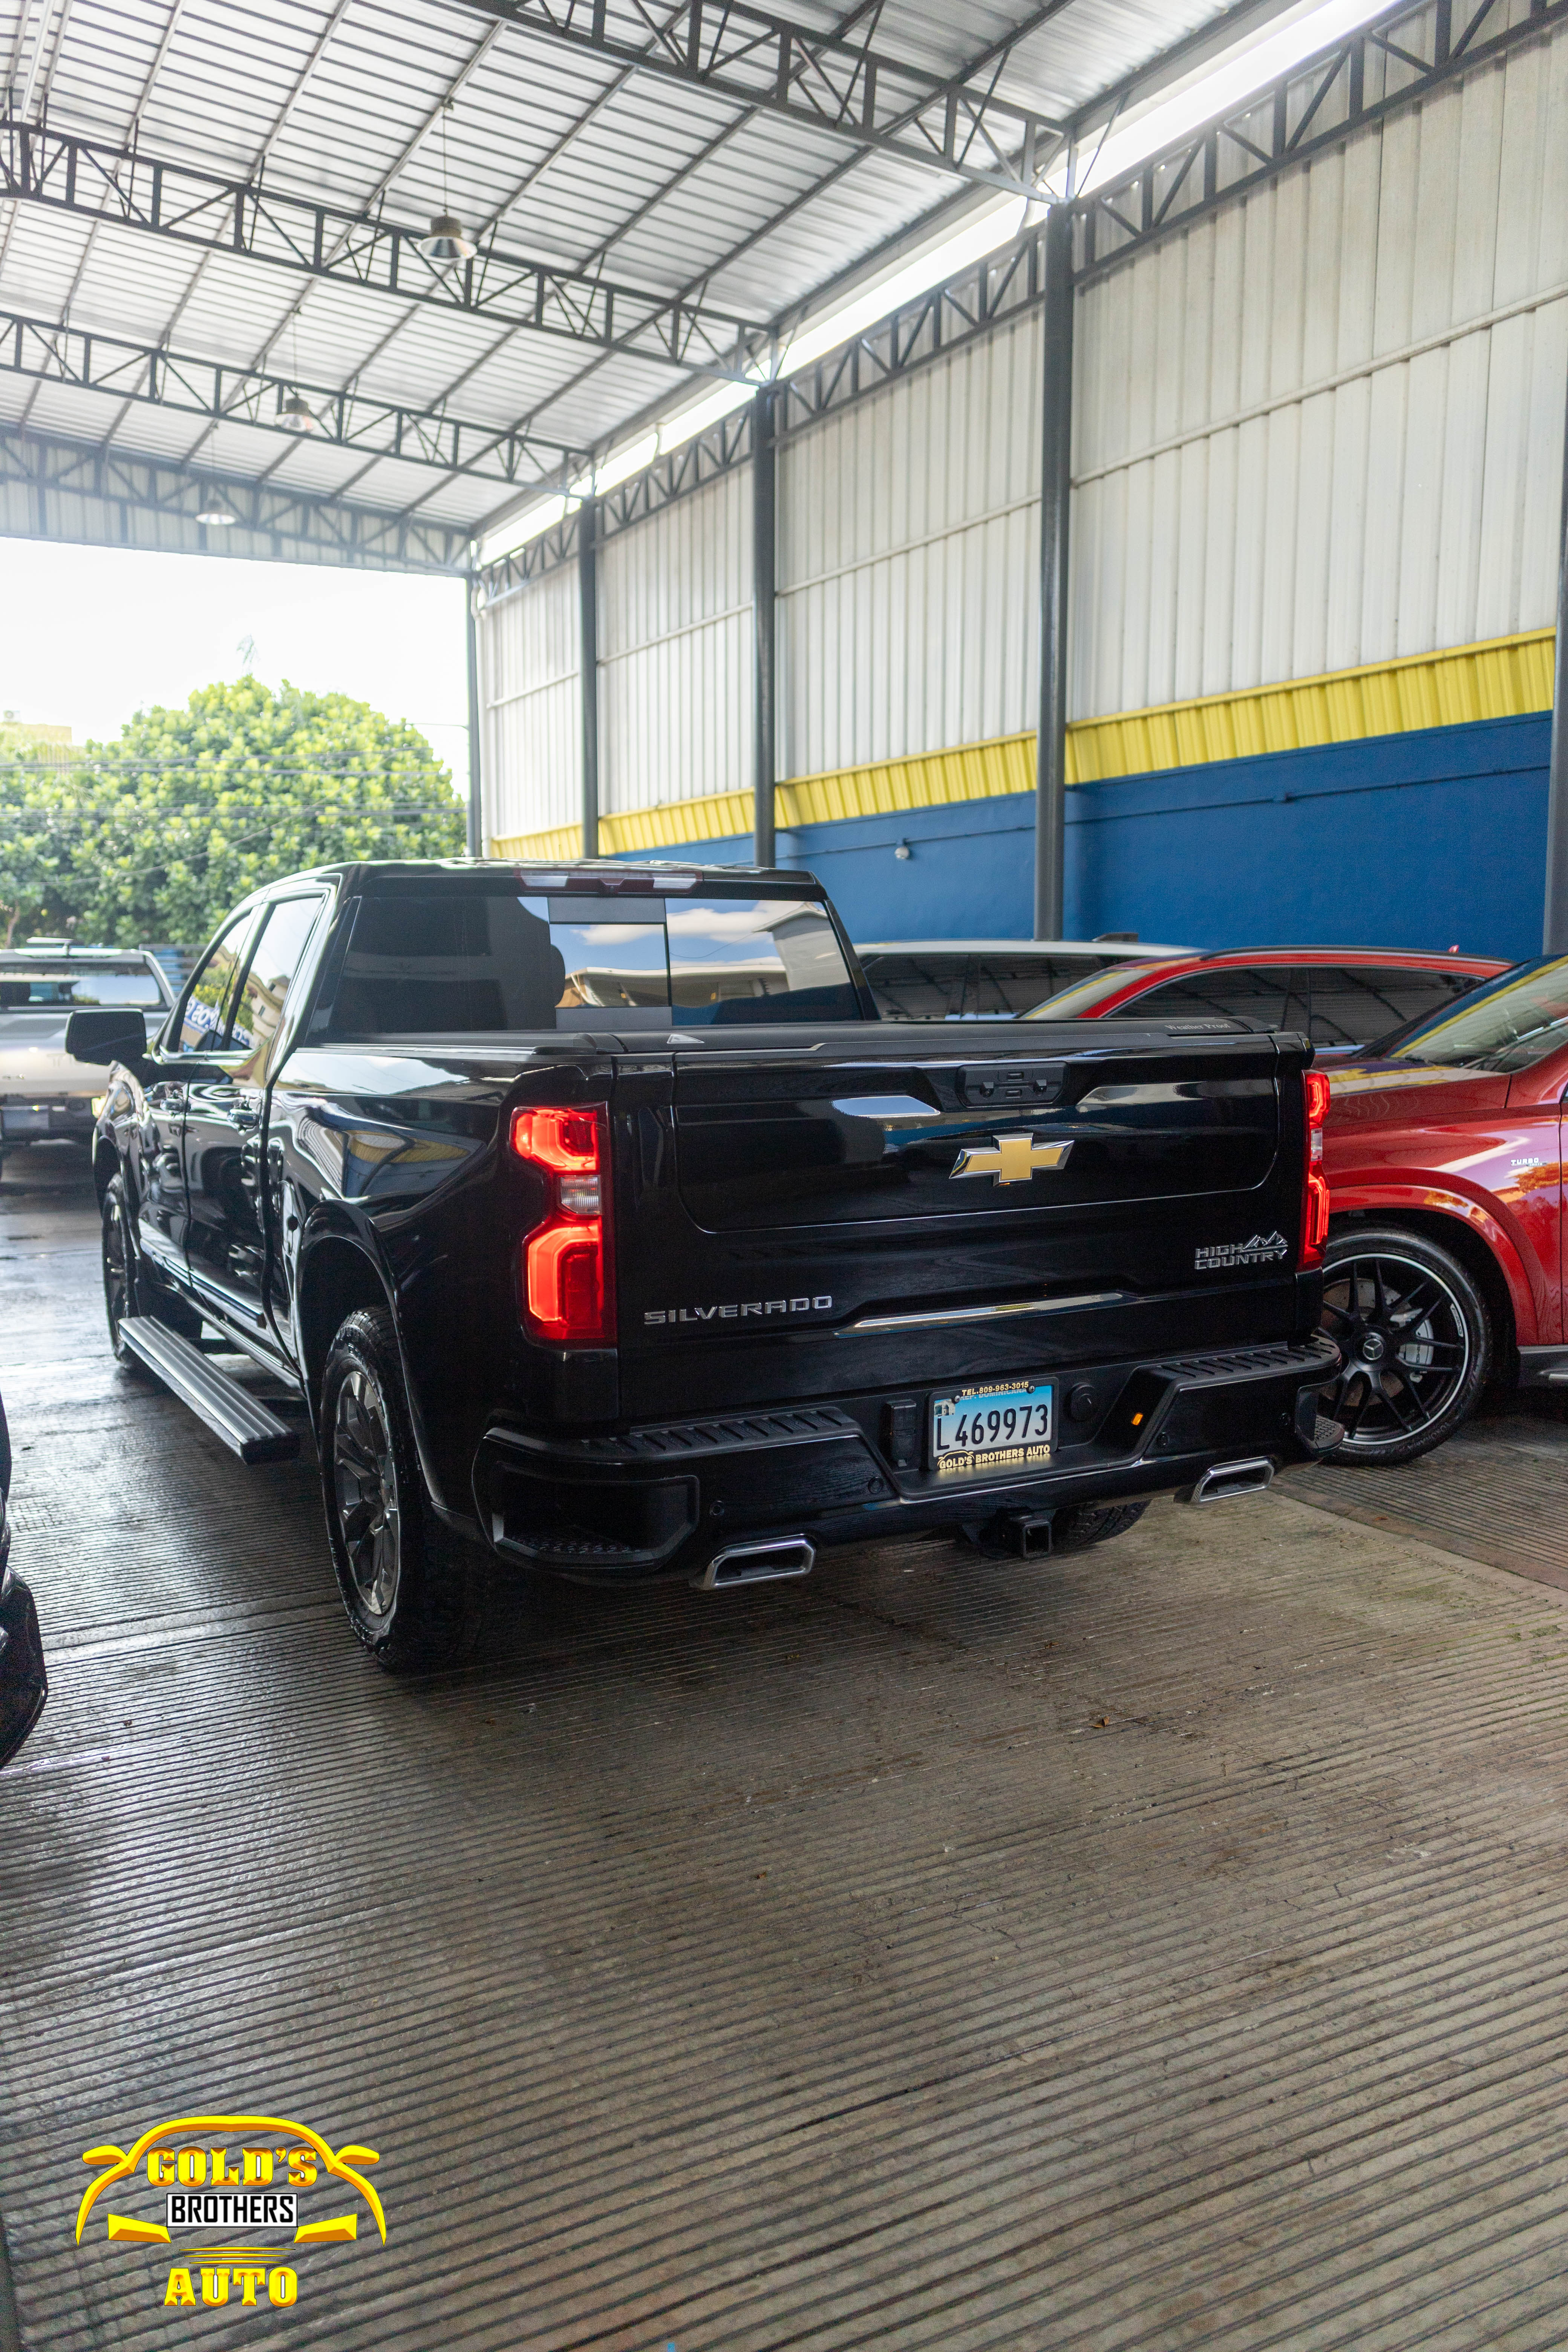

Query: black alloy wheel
318,1307,485,1670
331,1361,403,1630
1317,1225,1490,1465
100,1171,141,1363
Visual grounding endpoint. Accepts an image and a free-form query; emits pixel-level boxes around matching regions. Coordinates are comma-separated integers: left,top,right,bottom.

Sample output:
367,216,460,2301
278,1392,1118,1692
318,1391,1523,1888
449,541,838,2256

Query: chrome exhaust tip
1178,1457,1276,1506
694,1536,816,1591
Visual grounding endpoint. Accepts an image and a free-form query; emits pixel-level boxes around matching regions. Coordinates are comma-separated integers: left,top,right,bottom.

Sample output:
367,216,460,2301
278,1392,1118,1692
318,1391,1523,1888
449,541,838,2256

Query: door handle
231,1105,260,1131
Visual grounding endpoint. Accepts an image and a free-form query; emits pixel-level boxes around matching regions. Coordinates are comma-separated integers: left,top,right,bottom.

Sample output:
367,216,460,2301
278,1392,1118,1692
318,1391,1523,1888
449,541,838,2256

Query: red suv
1021,946,1507,1052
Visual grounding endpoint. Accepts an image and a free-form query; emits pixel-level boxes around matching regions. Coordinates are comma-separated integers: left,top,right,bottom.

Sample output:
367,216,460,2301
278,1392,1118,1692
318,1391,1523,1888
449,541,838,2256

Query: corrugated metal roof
0,0,1252,563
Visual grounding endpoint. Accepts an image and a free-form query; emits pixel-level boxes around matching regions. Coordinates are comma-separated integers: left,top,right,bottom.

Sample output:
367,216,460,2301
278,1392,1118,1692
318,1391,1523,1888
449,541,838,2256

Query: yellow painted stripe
490,625,1555,859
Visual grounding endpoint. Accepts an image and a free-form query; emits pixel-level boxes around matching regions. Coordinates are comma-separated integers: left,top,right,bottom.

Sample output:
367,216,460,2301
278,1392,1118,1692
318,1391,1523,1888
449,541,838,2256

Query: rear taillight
1301,1069,1331,1268
510,1106,615,1344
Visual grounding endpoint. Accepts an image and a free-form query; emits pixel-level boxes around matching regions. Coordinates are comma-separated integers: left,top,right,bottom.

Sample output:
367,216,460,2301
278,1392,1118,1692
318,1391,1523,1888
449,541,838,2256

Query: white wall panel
1071,17,1568,720
778,308,1041,777
599,469,752,815
479,559,580,843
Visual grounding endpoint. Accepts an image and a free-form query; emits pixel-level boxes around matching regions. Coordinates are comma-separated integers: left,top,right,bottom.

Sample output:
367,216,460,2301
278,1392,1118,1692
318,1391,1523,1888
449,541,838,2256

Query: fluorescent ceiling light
1077,0,1396,194
777,191,1032,378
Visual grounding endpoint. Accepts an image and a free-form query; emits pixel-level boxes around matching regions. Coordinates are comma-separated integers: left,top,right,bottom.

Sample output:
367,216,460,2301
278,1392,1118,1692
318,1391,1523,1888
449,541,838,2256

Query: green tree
14,678,465,948
0,762,76,945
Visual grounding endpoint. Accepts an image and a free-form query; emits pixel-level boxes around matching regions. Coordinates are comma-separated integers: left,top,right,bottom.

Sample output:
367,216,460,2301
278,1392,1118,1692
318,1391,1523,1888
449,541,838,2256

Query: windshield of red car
1375,958,1568,1072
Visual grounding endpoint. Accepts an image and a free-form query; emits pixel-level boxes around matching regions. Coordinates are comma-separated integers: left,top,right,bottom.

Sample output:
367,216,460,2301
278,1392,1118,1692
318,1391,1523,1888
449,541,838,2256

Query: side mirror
65,1007,149,1066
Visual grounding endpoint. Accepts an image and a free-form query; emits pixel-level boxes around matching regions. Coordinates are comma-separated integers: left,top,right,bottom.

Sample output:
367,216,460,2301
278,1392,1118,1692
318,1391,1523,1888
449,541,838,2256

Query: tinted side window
230,897,328,1055
861,954,964,1020
177,913,262,1053
668,899,857,1025
1309,965,1476,1046
1109,966,1308,1029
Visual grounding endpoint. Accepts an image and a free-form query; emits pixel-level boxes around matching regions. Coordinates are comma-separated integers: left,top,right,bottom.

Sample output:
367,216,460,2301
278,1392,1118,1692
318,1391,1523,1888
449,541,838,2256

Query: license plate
930,1380,1054,1476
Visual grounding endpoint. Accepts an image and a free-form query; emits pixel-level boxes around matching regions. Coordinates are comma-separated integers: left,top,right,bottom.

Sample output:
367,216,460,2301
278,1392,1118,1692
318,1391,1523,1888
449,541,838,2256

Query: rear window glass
668,900,857,1025
1308,964,1480,1045
315,886,857,1038
0,968,166,1009
1377,958,1568,1072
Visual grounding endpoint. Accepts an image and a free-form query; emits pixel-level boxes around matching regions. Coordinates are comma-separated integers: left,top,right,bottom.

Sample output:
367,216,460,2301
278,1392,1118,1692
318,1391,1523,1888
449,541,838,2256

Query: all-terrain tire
318,1306,485,1671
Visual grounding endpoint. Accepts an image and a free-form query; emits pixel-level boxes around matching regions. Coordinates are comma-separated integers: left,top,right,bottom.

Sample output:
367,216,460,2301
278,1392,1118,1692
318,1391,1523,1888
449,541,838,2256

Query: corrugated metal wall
1072,20,1568,720
599,469,752,814
777,308,1041,777
482,557,580,844
477,17,1568,839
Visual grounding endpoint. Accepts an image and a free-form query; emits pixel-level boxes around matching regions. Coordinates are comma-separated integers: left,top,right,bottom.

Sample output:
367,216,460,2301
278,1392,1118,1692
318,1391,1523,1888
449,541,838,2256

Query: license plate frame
929,1379,1054,1478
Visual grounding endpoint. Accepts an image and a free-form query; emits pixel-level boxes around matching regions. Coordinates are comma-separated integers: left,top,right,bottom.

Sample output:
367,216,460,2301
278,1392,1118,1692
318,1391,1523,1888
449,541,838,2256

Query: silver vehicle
0,942,174,1168
855,936,1189,1021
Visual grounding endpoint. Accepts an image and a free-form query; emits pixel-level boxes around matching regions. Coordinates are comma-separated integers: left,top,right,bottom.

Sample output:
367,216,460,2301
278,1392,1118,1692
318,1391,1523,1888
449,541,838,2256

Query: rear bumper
0,1098,96,1140
473,1334,1341,1585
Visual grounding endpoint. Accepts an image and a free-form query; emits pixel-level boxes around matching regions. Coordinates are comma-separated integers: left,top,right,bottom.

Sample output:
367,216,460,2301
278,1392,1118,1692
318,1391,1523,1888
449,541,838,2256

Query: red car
1305,958,1568,1463
1021,945,1508,1052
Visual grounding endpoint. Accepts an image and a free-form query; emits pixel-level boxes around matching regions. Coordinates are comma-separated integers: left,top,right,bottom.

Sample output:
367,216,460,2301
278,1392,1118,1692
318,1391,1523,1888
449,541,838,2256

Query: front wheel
1317,1225,1490,1465
318,1307,484,1671
101,1171,144,1363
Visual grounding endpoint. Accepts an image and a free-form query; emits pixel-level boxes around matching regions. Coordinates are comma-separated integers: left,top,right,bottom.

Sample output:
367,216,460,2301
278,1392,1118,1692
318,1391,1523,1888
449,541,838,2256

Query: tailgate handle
960,1065,1063,1107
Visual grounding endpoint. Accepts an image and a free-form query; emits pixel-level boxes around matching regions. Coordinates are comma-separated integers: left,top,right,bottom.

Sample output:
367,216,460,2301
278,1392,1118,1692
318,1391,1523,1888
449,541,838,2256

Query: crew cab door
135,912,259,1290
182,894,328,1344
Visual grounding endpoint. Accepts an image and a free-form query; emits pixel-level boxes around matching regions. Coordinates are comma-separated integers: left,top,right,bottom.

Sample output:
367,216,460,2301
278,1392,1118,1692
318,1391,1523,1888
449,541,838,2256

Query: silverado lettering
76,857,1341,1672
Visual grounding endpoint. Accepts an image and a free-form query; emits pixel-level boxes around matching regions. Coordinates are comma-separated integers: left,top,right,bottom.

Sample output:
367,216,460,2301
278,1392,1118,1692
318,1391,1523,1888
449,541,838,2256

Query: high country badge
74,2112,386,2311
1194,1231,1290,1270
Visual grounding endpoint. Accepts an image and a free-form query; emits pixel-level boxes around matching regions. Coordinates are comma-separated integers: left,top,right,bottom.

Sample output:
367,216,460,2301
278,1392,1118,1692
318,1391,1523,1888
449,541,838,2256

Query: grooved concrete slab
3,1143,1568,2350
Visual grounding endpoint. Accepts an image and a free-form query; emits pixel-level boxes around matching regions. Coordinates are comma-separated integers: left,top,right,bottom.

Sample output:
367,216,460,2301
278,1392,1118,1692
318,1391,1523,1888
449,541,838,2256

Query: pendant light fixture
417,101,475,263
195,488,237,524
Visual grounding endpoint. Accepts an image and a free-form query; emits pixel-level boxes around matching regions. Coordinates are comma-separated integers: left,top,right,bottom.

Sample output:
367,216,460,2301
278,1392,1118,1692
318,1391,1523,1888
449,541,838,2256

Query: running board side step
116,1316,301,1465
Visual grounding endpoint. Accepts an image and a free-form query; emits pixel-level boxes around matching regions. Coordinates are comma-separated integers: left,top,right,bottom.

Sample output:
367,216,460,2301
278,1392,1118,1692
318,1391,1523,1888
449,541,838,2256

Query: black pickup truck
72,858,1339,1669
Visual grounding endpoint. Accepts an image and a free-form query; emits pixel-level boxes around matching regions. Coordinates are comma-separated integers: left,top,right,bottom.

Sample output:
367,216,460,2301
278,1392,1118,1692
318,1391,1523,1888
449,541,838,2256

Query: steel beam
1074,0,1568,280
466,580,485,857
0,423,467,572
0,119,758,374
0,307,579,487
579,493,600,861
448,0,1066,200
1544,368,1568,955
752,386,777,872
1034,205,1072,943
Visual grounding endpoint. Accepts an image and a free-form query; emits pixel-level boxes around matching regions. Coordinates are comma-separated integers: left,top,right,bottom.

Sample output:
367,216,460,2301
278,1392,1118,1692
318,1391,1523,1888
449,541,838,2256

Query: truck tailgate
615,1021,1311,1419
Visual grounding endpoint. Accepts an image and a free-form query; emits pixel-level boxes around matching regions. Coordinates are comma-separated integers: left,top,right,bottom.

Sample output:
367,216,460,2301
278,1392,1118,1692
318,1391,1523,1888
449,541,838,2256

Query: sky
0,539,472,793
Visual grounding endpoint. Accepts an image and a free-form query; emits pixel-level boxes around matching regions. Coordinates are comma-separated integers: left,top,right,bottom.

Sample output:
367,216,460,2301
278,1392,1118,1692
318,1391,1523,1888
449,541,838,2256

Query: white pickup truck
0,944,175,1170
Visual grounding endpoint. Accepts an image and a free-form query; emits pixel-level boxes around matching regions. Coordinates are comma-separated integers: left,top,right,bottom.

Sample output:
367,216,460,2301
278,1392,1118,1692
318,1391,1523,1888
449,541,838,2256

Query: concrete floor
5,1138,1568,2350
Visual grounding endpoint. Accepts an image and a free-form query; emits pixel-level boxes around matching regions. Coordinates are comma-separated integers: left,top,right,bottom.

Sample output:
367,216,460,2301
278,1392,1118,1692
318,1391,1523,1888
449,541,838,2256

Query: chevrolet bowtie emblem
951,1133,1073,1184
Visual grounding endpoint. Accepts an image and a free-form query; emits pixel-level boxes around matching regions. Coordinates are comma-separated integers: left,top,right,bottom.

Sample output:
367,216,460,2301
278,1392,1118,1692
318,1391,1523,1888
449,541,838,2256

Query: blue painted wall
622,710,1551,962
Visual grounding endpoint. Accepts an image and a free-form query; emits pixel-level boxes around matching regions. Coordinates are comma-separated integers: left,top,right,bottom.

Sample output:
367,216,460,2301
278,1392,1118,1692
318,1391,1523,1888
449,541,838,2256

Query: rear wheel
1318,1225,1490,1465
319,1307,484,1671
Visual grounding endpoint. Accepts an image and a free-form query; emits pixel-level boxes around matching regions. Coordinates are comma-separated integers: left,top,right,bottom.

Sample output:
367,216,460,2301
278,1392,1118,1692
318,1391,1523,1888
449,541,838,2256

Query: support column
1544,374,1568,953
579,493,600,861
1034,203,1075,941
752,386,777,871
464,575,483,857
